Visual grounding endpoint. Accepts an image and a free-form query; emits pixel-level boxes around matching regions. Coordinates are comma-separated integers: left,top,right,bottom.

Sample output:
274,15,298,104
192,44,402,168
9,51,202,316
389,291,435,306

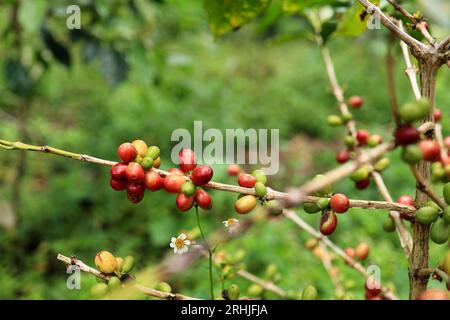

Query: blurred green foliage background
0,0,449,299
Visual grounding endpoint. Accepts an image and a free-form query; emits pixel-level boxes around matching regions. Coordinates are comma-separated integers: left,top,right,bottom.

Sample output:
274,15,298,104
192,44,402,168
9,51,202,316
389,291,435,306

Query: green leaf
204,0,271,36
320,20,338,42
4,58,34,96
335,1,379,37
282,0,350,14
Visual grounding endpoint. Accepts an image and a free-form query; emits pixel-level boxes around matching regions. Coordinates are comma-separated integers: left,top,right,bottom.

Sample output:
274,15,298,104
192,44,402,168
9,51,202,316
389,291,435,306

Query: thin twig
386,35,401,126
319,242,345,297
236,270,287,297
409,165,446,209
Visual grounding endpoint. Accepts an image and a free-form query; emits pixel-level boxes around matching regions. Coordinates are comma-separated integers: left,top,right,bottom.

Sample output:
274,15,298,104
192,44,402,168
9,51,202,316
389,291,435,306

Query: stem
195,206,214,299
386,35,401,126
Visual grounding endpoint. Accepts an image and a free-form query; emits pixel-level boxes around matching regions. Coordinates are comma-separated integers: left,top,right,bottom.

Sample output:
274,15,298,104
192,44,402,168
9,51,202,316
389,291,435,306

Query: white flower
169,233,191,254
222,218,240,234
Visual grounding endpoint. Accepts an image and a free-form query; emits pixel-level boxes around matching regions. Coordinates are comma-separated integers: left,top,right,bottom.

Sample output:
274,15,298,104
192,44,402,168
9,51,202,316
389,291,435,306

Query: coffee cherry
91,283,109,297
304,238,318,250
127,182,145,203
110,178,127,191
356,130,370,145
415,206,439,224
416,289,449,300
419,140,440,162
344,247,356,258
115,257,124,272
144,171,164,191
319,210,338,236
176,193,194,212
367,135,382,148
396,195,414,207
181,181,196,196
445,137,450,149
266,200,283,216
430,219,449,244
247,284,264,297
383,217,395,232
254,182,267,197
141,157,153,170
444,182,450,205
110,163,128,180
131,139,148,157
229,284,240,300
95,251,117,274
374,158,390,172
327,114,343,126
434,108,442,122
304,202,321,214
178,148,197,172
317,197,330,210
145,146,160,160
238,173,257,188
301,285,318,300
126,162,145,183
235,195,257,214
163,174,186,193
342,112,353,123
330,193,350,213
227,164,241,176
135,155,144,165
355,178,370,190
355,243,370,260
336,150,350,164
117,143,138,163
365,277,381,296
394,125,420,145
402,145,423,164
344,136,357,148
122,256,135,273
156,282,172,293
442,252,450,275
252,169,267,184
108,276,121,290
153,156,161,168
191,165,213,186
399,99,431,123
194,189,212,209
443,206,450,224
350,167,369,182
168,167,185,175
426,200,441,212
348,96,363,108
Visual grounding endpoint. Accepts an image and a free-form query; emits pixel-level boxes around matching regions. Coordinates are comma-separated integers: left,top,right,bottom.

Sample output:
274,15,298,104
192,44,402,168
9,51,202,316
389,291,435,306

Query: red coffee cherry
176,193,194,212
434,108,442,122
416,289,449,300
419,140,441,162
191,165,213,186
348,96,363,108
344,247,356,258
127,182,145,204
227,164,241,176
356,130,370,145
163,174,186,193
365,277,381,296
110,163,128,180
237,173,257,188
168,168,185,176
394,125,420,145
117,143,138,163
355,178,370,190
319,210,338,236
355,243,370,260
126,162,145,183
365,292,382,300
178,149,197,172
330,193,350,213
396,195,414,206
336,150,350,164
110,178,127,191
444,136,450,149
194,189,212,210
144,171,164,191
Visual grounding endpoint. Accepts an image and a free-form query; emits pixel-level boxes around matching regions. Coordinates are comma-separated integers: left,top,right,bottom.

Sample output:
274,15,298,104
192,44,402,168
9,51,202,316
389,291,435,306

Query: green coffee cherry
255,182,267,197
248,284,264,296
341,112,353,123
301,285,318,300
146,146,160,160
156,282,172,293
91,283,109,298
443,207,450,224
115,257,124,273
108,276,121,290
265,263,278,278
430,219,450,244
313,174,332,196
327,115,343,126
426,200,442,212
122,256,135,273
252,169,267,184
181,181,196,196
317,197,330,210
443,183,450,205
229,284,240,300
399,99,431,123
415,206,440,225
402,146,423,164
266,200,283,216
350,167,369,182
304,202,321,214
432,163,445,181
367,136,380,148
374,158,390,172
141,157,154,170
344,136,357,148
383,217,396,232
234,249,246,263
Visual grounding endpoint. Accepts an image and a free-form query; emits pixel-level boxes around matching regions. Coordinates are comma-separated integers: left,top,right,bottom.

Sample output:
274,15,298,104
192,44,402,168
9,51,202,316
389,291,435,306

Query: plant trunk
409,56,439,299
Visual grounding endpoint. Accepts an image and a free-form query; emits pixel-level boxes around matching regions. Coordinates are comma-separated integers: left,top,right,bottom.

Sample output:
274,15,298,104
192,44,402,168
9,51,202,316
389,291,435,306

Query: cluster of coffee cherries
431,135,450,183
109,140,161,203
327,95,364,127
90,251,135,297
231,167,269,215
414,250,450,299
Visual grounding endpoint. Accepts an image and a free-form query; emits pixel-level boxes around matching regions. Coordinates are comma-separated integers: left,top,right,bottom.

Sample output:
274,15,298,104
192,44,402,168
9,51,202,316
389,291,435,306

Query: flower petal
170,242,175,248
179,233,187,240
184,240,191,246
171,237,176,243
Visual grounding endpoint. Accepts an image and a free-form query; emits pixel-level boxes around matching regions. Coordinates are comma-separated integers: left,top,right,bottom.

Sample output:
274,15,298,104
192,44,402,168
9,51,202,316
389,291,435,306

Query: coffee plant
1,0,450,300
